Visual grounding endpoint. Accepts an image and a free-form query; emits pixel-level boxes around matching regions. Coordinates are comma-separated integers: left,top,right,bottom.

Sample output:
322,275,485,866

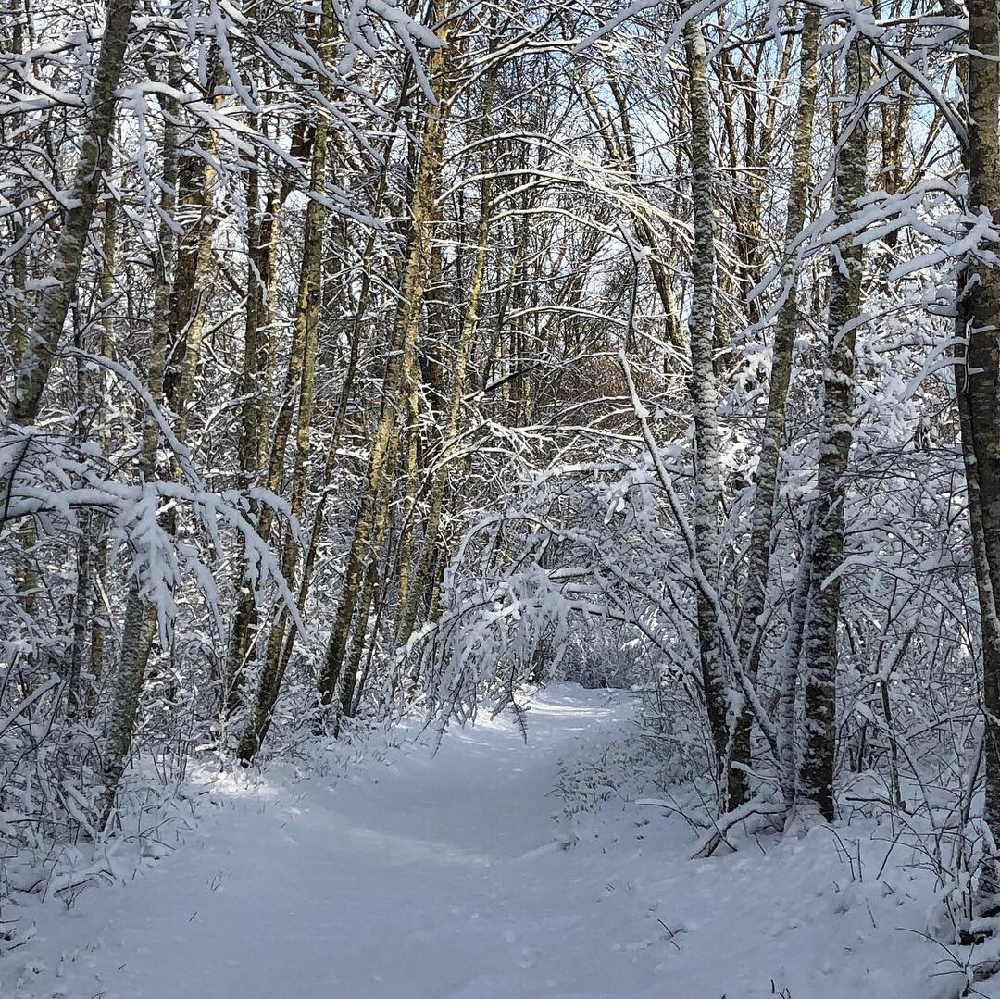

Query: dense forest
4,0,1000,994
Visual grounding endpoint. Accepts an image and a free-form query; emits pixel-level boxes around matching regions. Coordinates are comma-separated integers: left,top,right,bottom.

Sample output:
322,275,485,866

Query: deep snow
0,685,967,998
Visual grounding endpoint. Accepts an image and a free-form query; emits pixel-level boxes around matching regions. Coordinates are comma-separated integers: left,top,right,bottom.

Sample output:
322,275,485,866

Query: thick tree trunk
962,0,1000,920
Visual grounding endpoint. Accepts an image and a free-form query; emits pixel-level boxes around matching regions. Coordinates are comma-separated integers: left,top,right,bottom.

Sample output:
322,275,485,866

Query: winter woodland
3,0,1000,995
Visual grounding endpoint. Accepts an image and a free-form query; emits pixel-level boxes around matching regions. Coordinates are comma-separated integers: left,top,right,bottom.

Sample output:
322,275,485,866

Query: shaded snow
1,685,954,998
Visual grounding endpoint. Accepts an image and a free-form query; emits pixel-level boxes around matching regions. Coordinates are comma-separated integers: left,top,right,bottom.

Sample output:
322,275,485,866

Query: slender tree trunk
339,436,399,724
777,513,814,806
224,125,311,720
733,10,821,807
317,4,453,709
683,12,730,806
68,338,94,714
99,63,178,829
89,194,118,698
235,76,415,753
236,2,333,761
237,158,327,760
397,84,494,643
6,0,134,428
794,30,869,825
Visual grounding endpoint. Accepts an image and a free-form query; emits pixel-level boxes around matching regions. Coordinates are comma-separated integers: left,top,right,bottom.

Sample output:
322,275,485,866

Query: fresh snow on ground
0,684,962,998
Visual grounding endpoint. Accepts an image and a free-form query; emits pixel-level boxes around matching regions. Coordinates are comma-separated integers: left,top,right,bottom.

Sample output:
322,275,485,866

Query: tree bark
683,12,731,806
99,58,178,828
794,30,869,825
961,0,1000,919
397,82,494,644
237,34,331,760
6,0,135,428
317,3,453,709
733,9,821,809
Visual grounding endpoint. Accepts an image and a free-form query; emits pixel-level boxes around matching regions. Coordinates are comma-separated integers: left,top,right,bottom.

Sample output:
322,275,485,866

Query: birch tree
682,8,731,805
959,0,1000,923
794,28,870,826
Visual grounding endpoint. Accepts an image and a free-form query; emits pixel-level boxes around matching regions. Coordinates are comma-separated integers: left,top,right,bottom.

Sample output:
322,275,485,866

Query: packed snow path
9,687,648,999
6,685,948,998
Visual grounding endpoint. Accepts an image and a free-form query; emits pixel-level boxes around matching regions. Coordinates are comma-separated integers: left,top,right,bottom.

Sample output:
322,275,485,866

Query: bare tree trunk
89,194,118,699
397,83,494,643
733,9,821,808
794,30,869,826
339,435,399,724
961,0,1000,921
237,43,330,760
234,74,415,755
224,123,311,721
6,0,134,428
777,511,814,806
317,4,453,709
68,335,94,714
683,11,730,806
99,63,178,829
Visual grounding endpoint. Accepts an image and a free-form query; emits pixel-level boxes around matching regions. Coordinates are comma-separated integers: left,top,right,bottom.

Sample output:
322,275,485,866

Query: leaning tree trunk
794,31,869,826
6,0,135,429
961,0,1000,922
683,12,731,806
732,9,821,810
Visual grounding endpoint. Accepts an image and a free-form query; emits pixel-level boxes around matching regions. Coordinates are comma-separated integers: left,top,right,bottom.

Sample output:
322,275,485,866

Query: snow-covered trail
5,684,948,999
7,686,659,999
